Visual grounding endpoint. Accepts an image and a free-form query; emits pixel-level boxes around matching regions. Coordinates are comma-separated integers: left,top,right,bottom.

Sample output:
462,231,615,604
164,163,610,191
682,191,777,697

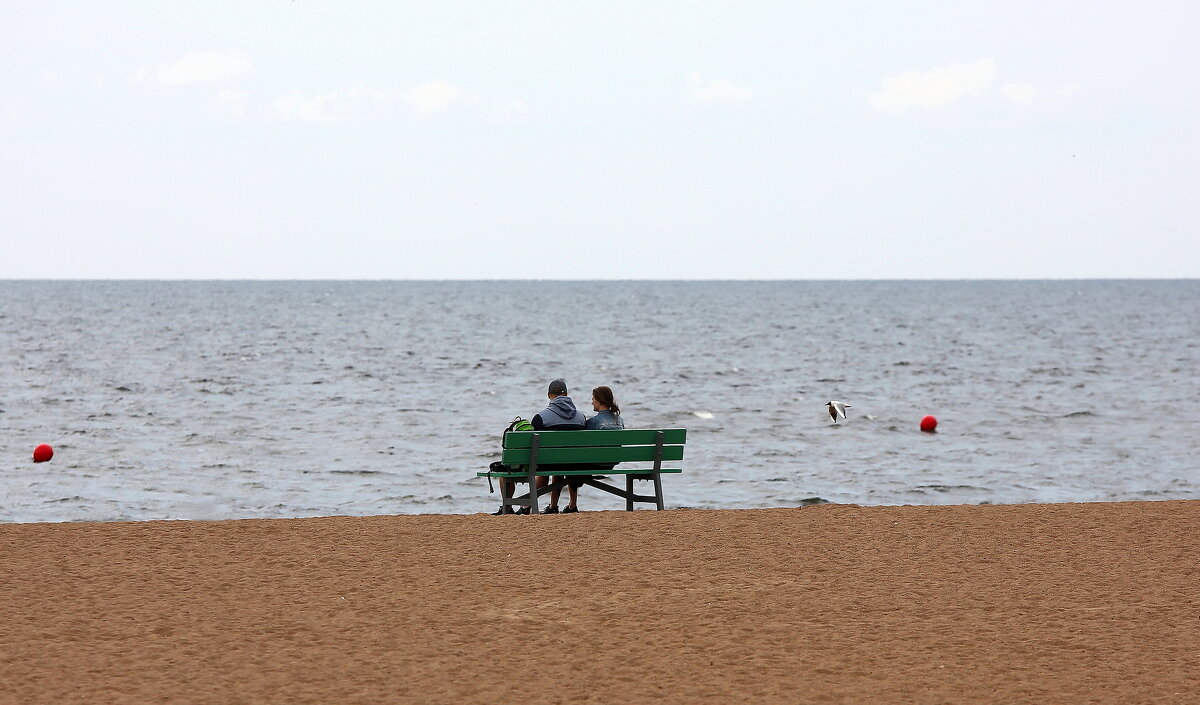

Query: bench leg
651,430,665,510
527,434,540,514
527,477,539,514
500,478,522,512
625,475,634,511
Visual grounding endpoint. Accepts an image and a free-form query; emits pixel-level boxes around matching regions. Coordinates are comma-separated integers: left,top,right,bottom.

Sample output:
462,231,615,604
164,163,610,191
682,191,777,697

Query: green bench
478,428,687,514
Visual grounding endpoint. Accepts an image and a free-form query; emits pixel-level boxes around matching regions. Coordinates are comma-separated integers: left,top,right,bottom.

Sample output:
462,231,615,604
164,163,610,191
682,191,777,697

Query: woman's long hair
592,385,620,416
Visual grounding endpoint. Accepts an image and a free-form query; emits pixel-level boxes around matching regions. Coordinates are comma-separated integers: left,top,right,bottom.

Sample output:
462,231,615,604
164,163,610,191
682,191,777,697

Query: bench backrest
500,429,687,466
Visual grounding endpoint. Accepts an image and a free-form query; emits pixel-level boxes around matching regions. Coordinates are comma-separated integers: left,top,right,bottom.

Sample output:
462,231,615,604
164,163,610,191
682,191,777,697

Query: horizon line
0,277,1197,283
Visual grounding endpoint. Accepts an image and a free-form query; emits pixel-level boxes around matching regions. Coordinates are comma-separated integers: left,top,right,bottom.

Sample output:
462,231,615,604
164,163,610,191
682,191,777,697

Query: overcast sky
2,2,1197,279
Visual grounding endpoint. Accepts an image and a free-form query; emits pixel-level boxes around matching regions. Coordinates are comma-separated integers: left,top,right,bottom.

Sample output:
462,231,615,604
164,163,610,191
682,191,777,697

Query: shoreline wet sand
2,501,1197,704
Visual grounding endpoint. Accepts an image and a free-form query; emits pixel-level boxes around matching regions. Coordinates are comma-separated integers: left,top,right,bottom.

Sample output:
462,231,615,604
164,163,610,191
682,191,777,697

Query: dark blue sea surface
2,280,1197,522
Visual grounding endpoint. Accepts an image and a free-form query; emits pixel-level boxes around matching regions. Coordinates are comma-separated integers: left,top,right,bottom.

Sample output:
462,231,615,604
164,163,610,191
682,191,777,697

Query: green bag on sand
486,417,534,493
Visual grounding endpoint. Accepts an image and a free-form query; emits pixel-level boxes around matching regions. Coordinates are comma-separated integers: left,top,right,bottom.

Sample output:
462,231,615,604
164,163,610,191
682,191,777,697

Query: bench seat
480,468,683,477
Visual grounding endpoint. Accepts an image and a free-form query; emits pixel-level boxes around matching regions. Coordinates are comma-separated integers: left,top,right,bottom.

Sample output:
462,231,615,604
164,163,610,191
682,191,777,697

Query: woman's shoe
543,505,559,514
517,506,531,515
563,506,579,513
492,505,514,515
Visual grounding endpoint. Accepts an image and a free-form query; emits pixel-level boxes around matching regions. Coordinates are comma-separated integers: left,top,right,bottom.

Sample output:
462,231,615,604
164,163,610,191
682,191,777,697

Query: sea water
2,280,1197,522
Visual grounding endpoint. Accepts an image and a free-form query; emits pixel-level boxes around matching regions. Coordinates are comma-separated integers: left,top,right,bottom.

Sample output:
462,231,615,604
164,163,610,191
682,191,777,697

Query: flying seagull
826,400,851,423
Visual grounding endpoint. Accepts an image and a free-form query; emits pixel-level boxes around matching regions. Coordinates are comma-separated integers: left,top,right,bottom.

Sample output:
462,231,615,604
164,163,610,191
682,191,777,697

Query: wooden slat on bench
478,468,683,478
501,444,685,466
502,428,687,449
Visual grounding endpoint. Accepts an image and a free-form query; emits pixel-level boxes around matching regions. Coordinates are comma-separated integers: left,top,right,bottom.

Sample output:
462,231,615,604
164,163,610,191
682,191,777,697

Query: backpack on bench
486,417,534,492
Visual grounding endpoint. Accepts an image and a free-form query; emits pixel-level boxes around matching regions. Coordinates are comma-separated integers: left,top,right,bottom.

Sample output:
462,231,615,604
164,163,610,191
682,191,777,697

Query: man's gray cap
548,378,568,395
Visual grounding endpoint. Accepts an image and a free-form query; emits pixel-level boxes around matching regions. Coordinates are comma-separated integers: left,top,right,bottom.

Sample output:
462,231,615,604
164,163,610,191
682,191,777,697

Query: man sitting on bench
495,378,585,514
532,378,586,431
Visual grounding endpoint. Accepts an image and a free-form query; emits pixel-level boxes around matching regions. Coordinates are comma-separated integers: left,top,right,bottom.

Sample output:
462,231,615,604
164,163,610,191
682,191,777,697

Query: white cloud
268,82,516,123
155,51,251,86
867,59,996,113
1056,83,1082,97
218,89,249,116
275,91,342,123
402,81,463,113
685,73,753,104
1001,82,1040,104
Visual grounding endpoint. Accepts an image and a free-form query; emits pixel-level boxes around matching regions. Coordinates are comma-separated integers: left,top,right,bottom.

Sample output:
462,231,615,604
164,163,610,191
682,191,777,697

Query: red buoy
33,444,54,463
920,415,938,433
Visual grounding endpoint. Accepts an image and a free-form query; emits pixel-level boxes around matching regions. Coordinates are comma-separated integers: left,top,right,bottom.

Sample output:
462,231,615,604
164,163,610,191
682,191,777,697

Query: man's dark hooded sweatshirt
533,396,586,430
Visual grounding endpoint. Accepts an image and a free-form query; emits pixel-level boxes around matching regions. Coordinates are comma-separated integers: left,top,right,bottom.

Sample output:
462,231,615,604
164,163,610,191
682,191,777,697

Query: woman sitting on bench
545,385,625,514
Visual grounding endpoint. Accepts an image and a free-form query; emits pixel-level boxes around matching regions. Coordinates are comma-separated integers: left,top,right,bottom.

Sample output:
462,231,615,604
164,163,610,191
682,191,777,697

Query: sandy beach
2,501,1197,704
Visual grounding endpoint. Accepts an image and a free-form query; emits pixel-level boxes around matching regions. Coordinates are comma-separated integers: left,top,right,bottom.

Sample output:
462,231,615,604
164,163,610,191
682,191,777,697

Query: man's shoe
563,506,579,514
492,505,514,515
517,506,531,515
543,505,559,514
